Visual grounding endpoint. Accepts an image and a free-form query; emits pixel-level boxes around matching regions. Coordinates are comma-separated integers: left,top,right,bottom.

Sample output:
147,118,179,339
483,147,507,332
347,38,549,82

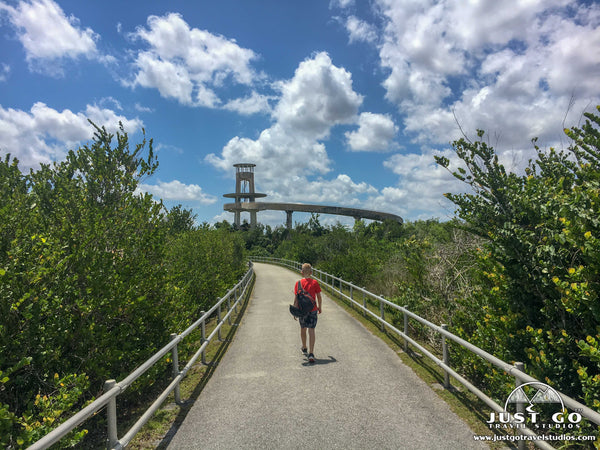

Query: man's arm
316,292,322,313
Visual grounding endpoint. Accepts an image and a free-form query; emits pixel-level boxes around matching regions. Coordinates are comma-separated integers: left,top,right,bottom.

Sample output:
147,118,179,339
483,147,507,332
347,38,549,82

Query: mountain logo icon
505,382,564,411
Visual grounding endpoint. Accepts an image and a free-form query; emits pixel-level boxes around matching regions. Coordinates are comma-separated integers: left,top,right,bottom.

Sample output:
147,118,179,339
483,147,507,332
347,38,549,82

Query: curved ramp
166,263,487,449
224,201,403,228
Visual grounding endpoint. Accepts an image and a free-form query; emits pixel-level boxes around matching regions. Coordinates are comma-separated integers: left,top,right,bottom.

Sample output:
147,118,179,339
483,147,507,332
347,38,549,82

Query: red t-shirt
295,278,321,312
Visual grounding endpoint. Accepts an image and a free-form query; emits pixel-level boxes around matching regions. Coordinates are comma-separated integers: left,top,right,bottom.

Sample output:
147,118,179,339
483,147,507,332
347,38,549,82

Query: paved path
166,263,489,449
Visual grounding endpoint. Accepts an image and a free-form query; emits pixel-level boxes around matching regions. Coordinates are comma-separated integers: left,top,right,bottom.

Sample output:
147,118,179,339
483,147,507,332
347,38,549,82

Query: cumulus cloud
207,52,377,206
264,173,379,206
368,148,466,220
273,52,363,139
0,102,143,170
129,13,262,109
317,0,600,221
0,0,99,74
345,112,398,152
223,91,272,115
375,0,600,149
137,180,216,205
296,174,378,204
345,16,378,44
373,142,532,221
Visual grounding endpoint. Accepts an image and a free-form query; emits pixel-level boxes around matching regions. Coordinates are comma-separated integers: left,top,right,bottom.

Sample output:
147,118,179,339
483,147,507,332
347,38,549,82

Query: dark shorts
299,311,318,329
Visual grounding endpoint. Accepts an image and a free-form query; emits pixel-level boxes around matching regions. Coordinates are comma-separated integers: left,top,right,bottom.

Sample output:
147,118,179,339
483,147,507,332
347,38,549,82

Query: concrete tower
223,163,266,227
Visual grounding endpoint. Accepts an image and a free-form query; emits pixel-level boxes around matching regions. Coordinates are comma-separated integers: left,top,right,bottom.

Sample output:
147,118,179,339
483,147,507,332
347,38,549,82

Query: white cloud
0,0,98,73
345,16,378,44
132,51,196,105
0,64,10,82
137,180,216,205
331,0,354,8
223,91,272,115
374,0,600,149
373,141,537,221
369,147,466,220
207,52,367,205
345,112,398,152
85,104,143,132
273,52,363,139
206,123,333,182
294,174,378,204
154,143,183,155
134,103,154,113
262,173,378,206
0,102,143,170
130,13,260,108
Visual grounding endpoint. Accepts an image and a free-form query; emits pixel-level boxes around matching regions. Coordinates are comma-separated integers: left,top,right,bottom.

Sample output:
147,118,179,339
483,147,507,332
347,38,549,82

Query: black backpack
289,280,315,318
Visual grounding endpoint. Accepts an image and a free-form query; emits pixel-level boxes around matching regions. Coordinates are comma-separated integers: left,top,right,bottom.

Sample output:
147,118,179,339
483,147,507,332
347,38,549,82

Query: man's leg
300,327,307,350
308,328,315,354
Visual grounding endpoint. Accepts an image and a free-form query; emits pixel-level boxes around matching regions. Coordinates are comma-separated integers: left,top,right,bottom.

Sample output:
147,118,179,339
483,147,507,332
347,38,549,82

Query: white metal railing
28,265,254,450
252,257,600,448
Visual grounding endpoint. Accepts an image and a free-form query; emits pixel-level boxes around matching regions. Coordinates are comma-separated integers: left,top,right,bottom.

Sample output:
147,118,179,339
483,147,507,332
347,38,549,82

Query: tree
436,106,600,426
164,204,197,234
0,122,255,447
0,123,167,445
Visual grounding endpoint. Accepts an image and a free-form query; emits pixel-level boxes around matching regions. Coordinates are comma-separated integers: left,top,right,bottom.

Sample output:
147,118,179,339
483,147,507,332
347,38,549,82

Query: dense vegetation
436,107,600,443
0,124,246,447
2,107,599,447
232,107,600,445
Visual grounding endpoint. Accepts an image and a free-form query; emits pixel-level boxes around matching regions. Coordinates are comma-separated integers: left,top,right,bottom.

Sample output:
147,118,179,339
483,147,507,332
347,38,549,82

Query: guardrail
252,257,600,449
29,265,255,450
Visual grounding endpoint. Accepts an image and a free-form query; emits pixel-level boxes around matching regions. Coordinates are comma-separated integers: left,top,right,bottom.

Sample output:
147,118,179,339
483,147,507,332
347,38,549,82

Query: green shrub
437,106,600,443
0,124,248,447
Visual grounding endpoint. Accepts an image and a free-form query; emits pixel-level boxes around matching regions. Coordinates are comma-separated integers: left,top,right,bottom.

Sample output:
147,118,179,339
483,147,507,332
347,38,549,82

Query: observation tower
224,163,403,229
223,163,266,227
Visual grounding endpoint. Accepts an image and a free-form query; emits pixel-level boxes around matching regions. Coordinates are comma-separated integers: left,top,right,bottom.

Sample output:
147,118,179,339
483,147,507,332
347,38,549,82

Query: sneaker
301,347,308,355
308,353,315,363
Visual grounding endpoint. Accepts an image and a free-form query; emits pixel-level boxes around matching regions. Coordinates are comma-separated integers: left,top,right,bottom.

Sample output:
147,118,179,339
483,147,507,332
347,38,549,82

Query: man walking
294,263,322,363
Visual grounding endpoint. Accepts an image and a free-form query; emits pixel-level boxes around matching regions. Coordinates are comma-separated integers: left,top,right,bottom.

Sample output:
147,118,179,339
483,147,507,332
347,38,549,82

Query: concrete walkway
166,263,489,449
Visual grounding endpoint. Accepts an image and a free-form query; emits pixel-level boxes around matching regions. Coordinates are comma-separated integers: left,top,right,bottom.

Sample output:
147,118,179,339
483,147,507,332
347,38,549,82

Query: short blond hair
301,263,313,277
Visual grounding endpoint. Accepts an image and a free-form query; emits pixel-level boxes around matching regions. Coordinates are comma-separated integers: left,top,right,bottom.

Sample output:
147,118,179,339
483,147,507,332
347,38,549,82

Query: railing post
227,296,232,325
217,303,222,341
201,311,206,365
380,299,385,332
403,306,409,352
349,285,353,310
362,289,367,317
514,362,526,450
441,324,450,389
104,379,118,450
170,333,182,404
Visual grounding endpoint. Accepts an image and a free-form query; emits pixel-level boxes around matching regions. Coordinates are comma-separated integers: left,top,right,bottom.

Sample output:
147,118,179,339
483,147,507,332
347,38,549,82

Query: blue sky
1,0,599,227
